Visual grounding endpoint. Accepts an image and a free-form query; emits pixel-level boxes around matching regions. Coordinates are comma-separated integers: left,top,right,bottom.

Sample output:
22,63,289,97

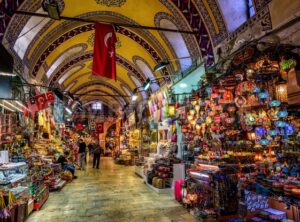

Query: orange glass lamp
168,104,176,116
275,77,288,103
247,132,256,141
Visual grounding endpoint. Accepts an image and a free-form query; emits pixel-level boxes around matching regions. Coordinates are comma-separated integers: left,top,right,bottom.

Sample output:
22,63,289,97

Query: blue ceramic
255,126,267,136
269,100,281,107
277,110,288,118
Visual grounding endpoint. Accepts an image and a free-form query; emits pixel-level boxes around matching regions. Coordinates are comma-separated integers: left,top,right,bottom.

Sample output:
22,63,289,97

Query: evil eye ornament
277,110,288,118
269,100,281,107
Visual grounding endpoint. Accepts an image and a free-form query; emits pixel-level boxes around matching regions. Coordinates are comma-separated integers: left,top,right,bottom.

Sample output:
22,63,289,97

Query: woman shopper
78,139,87,170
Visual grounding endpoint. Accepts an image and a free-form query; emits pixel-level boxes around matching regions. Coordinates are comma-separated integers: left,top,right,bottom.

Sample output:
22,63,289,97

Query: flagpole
15,11,198,35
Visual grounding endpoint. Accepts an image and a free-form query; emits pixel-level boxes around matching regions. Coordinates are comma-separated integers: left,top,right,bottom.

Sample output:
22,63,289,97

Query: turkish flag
96,123,104,134
45,91,55,103
35,94,49,111
92,23,117,80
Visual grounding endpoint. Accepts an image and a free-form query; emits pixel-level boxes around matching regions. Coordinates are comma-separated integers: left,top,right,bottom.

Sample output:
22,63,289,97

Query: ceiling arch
1,0,270,116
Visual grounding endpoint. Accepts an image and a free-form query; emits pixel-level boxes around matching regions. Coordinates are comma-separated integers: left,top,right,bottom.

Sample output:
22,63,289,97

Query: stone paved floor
27,157,196,222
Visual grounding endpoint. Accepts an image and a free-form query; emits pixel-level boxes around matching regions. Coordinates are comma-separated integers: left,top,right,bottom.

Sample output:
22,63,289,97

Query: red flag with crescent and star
92,23,117,80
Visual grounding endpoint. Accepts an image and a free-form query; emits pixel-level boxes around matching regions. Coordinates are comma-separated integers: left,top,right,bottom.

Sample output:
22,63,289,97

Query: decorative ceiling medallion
94,0,126,7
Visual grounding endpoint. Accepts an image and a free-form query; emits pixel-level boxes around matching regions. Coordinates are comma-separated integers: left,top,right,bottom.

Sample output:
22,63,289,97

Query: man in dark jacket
93,143,101,169
78,139,87,170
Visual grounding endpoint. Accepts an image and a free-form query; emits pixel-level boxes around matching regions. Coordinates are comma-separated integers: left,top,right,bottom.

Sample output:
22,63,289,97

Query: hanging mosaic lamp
277,110,288,118
275,76,288,103
189,109,196,116
247,132,256,141
200,101,206,107
275,120,287,128
206,87,212,96
168,104,176,116
258,91,269,100
205,116,213,124
253,87,261,94
269,129,278,137
259,138,270,146
195,105,200,112
285,124,295,135
269,100,281,107
255,126,267,136
235,95,247,107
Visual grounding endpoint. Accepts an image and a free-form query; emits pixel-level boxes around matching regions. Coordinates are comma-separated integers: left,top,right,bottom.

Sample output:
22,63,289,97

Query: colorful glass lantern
269,129,278,137
191,100,197,106
227,105,237,113
206,87,212,95
223,90,233,101
200,101,206,107
258,91,269,100
195,105,200,112
275,80,288,103
285,124,295,135
269,100,281,107
259,138,270,146
196,124,201,130
275,120,287,128
168,104,176,116
247,132,256,141
235,95,247,107
206,116,213,124
187,115,193,121
253,87,261,94
277,110,288,118
189,110,196,116
255,126,267,136
196,118,202,125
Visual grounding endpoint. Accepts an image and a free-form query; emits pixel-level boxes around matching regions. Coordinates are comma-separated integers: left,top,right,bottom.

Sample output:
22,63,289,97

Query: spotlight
143,78,151,91
153,60,170,72
131,89,138,102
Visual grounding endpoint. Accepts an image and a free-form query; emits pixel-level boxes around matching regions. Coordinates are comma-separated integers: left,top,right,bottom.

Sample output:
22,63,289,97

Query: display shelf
145,182,172,194
0,162,27,170
34,187,49,210
135,165,145,179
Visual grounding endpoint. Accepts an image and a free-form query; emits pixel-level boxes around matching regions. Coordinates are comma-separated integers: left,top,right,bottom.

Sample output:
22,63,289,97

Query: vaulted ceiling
1,0,270,113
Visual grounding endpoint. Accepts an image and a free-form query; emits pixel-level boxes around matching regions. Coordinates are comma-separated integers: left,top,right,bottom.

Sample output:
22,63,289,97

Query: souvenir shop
0,80,79,221
134,45,300,221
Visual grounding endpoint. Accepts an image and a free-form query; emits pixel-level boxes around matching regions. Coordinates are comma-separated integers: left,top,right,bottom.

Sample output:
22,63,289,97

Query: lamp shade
168,104,176,116
275,82,288,103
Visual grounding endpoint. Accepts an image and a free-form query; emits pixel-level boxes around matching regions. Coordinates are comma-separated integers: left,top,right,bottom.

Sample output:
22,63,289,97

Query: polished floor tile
27,157,196,222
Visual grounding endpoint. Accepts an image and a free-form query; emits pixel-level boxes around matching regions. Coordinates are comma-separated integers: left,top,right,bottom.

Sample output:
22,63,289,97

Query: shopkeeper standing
78,139,87,170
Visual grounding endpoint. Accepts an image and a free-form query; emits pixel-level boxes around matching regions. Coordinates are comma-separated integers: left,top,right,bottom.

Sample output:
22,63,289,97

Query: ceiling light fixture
0,103,14,112
131,89,138,102
15,101,29,111
143,78,151,91
65,107,72,115
0,72,16,77
153,56,193,72
3,100,23,112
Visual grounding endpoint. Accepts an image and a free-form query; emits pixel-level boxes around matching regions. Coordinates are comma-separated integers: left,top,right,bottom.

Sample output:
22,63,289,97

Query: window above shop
217,0,255,33
92,102,102,110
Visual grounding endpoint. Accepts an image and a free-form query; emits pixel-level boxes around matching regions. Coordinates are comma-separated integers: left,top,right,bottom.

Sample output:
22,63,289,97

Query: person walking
78,139,87,170
93,143,101,169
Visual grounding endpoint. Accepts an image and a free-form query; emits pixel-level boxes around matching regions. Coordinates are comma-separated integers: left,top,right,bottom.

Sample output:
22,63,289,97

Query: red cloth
45,91,55,103
35,94,49,111
96,123,104,134
92,23,117,80
174,180,184,202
